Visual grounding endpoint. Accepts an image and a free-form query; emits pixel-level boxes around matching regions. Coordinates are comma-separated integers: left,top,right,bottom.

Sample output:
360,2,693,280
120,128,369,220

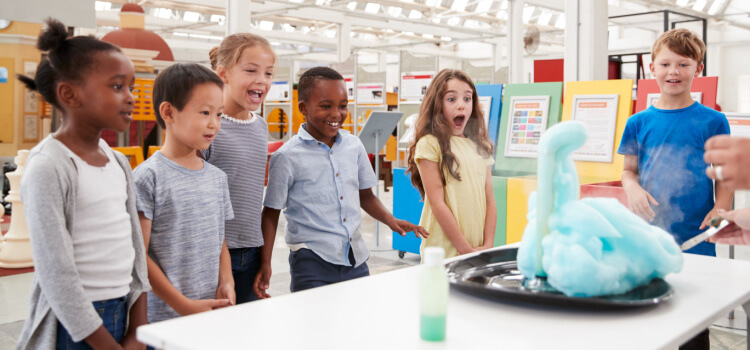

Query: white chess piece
0,150,33,268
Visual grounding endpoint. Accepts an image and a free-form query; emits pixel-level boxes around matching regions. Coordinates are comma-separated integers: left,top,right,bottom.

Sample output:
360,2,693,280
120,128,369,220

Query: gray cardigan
15,136,150,349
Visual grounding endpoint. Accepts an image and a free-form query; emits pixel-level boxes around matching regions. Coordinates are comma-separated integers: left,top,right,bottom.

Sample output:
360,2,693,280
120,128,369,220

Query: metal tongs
680,217,730,251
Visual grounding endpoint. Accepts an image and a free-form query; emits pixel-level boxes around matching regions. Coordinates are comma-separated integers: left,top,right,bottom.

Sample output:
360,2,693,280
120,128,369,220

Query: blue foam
517,121,683,297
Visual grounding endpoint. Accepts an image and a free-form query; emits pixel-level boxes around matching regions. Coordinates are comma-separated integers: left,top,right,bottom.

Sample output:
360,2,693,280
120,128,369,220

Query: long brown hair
209,33,275,71
406,69,493,198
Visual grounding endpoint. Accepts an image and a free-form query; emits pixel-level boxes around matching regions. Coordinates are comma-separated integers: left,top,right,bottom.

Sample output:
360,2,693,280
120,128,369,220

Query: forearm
218,241,233,287
621,170,641,191
146,257,190,315
260,207,280,266
715,179,734,210
84,326,123,350
483,201,497,247
122,293,147,343
431,201,474,254
360,190,397,226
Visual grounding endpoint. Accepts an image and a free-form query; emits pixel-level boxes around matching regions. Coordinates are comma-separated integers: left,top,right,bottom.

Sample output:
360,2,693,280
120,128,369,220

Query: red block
580,181,628,207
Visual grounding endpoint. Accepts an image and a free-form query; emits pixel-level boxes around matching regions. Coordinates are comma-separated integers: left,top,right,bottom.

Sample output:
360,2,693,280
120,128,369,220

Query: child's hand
180,298,233,315
253,263,272,299
215,283,236,309
476,243,494,251
120,335,145,350
624,186,658,222
390,219,429,238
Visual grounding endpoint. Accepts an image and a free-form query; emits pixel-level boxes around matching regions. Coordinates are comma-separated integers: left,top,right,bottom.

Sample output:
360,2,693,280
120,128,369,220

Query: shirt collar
298,123,350,144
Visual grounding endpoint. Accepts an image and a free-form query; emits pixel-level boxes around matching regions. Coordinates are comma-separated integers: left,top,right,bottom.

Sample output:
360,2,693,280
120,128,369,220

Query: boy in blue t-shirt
618,28,732,259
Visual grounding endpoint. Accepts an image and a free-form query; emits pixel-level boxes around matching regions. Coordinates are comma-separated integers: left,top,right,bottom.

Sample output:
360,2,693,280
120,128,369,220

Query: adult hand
707,208,750,245
704,135,750,190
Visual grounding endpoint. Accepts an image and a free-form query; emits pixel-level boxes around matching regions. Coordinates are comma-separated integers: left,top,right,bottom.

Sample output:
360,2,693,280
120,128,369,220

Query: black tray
445,247,673,310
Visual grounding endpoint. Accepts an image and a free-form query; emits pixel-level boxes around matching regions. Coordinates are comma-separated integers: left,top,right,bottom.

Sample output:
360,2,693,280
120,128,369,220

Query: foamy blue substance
517,121,683,297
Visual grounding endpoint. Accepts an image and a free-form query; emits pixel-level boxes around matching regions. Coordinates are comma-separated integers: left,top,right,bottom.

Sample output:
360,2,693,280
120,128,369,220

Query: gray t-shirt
202,114,267,248
134,151,233,323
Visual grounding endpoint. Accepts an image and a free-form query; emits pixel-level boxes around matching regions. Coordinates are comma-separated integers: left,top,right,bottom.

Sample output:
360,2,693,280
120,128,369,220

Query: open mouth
325,121,340,129
121,111,133,122
666,79,681,84
203,133,215,141
453,115,465,128
248,89,264,103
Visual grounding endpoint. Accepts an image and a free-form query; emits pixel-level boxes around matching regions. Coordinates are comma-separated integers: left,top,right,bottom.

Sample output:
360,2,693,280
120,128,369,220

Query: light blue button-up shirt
263,124,378,267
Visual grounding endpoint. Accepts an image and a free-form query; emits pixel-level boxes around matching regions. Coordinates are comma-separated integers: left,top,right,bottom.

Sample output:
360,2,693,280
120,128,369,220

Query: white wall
710,42,750,113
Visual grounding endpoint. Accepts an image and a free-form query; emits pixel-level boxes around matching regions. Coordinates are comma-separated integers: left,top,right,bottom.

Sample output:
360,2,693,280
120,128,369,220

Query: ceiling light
210,14,225,24
708,0,727,15
451,0,467,12
347,2,357,10
282,23,295,32
555,15,565,29
324,29,336,38
441,36,452,41
259,21,274,31
388,6,403,16
316,0,326,4
447,17,460,25
475,0,492,13
365,3,380,13
464,19,478,28
422,33,434,38
522,6,535,23
183,11,200,22
155,8,173,19
408,10,422,19
538,11,552,26
692,0,707,12
500,0,508,10
676,0,689,6
426,0,438,7
289,0,304,3
94,1,111,11
496,10,507,20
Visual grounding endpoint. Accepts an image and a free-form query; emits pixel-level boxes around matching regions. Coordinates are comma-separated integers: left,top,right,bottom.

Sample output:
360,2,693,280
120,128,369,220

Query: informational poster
478,96,492,129
23,114,38,142
646,92,702,108
24,61,37,112
504,95,551,158
400,74,433,102
345,78,354,102
571,94,620,163
727,113,750,138
357,83,384,105
265,81,290,103
0,67,7,83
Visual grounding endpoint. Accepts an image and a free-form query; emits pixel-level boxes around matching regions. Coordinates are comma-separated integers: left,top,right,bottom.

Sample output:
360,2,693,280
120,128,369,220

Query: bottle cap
424,247,445,267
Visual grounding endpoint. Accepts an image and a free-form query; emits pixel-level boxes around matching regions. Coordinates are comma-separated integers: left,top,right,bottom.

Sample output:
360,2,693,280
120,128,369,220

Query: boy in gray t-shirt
134,63,235,323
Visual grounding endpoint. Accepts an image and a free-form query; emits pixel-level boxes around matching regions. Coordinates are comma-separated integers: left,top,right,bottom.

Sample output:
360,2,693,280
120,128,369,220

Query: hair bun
37,18,69,52
209,46,220,70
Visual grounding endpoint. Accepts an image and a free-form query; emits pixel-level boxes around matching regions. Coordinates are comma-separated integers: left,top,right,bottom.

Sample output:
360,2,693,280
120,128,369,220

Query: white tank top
63,140,134,302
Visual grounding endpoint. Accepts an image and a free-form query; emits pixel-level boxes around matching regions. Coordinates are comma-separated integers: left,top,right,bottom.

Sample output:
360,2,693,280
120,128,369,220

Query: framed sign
570,94,620,163
265,81,290,103
478,96,492,130
357,83,384,105
400,73,433,102
504,95,550,158
23,114,38,142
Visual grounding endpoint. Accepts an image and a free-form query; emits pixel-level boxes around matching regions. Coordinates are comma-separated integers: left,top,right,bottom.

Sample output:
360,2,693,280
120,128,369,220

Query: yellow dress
415,135,494,258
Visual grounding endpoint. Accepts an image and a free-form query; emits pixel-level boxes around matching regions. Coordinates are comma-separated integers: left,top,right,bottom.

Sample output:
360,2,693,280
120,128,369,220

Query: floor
0,183,748,349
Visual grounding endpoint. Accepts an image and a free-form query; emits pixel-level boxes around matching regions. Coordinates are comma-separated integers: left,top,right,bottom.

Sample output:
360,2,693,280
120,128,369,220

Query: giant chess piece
0,150,33,268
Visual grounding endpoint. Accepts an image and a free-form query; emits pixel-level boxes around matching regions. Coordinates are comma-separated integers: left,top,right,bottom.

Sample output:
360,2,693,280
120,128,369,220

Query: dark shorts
289,248,369,292
229,247,262,304
56,296,127,350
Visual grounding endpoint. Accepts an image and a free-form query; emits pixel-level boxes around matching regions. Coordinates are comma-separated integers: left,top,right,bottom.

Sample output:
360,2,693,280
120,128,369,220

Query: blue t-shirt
617,102,729,256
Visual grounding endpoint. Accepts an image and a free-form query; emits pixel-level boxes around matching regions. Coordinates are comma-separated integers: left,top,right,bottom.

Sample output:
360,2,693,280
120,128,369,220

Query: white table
137,247,750,350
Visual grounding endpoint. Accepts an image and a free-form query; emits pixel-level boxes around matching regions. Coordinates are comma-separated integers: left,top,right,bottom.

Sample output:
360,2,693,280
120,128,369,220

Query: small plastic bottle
420,247,448,341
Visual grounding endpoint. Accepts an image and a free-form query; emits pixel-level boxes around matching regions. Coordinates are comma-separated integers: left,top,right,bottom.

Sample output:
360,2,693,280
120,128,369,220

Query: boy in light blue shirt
259,67,428,294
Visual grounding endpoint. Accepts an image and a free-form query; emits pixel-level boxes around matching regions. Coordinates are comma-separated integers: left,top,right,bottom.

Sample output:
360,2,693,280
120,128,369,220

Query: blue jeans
230,247,261,304
289,248,369,292
56,296,127,350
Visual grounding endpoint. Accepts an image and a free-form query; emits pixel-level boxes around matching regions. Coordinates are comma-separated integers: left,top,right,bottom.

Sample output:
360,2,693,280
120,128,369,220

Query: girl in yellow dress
407,69,496,258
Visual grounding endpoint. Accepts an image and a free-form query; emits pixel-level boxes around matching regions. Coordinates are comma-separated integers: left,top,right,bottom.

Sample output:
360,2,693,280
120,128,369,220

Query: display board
397,51,438,166
266,81,291,103
493,82,563,174
635,76,718,113
357,83,385,105
570,94,620,163
475,84,503,151
727,112,750,138
561,79,634,180
264,60,293,141
504,95,550,158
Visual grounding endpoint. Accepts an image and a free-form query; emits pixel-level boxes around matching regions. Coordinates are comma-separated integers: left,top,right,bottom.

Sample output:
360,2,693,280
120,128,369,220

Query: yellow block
113,146,145,169
561,79,634,180
506,175,616,244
